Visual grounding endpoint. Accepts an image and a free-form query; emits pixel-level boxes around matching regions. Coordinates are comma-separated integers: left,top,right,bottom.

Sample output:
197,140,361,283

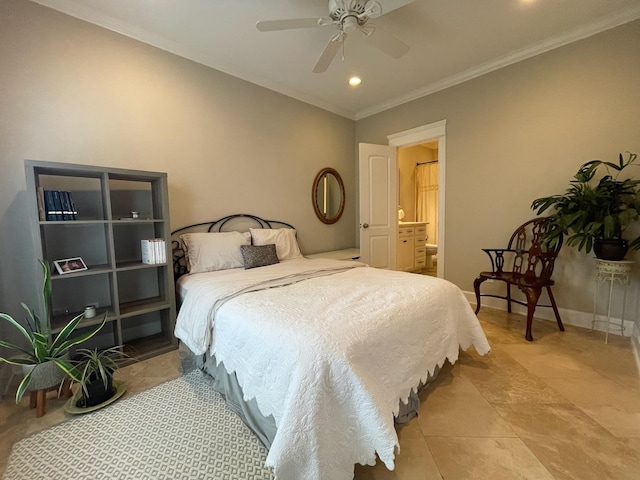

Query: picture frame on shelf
53,257,88,275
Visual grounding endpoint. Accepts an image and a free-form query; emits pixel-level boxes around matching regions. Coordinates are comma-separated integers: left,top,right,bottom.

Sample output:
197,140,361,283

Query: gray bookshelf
24,160,177,361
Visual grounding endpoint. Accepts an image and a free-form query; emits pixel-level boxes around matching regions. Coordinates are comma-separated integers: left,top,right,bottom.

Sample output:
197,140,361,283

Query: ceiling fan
256,0,413,73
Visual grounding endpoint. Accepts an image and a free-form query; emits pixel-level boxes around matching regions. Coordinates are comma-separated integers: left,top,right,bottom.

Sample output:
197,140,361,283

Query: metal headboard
171,213,295,281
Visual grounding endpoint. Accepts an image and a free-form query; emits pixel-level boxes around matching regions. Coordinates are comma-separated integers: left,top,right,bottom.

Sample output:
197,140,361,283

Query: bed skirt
179,342,440,450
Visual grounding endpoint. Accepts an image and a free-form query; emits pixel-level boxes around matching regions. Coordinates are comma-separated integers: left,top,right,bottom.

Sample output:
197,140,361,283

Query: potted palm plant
531,152,640,260
72,346,128,408
0,259,106,403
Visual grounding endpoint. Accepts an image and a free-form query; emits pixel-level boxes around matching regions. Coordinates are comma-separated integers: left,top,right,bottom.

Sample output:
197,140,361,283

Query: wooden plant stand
29,380,72,417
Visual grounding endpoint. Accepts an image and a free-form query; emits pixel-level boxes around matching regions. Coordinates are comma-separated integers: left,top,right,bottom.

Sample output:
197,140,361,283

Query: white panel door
359,143,397,269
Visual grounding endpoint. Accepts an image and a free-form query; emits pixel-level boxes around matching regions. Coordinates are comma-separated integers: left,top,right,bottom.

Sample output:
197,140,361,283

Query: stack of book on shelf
141,239,166,264
39,188,78,221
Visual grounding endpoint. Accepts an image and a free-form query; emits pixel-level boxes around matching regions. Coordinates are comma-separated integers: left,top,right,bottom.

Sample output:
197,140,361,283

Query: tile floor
2,308,639,479
421,259,437,277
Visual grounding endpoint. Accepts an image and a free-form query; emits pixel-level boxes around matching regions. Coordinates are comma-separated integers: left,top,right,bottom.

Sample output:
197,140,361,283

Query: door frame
387,120,446,278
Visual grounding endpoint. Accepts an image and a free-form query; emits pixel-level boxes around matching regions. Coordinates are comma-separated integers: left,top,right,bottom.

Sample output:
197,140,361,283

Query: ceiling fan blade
363,25,409,58
256,18,325,32
313,34,344,73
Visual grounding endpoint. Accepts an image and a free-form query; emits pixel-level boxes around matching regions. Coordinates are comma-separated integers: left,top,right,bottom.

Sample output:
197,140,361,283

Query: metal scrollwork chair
474,218,564,341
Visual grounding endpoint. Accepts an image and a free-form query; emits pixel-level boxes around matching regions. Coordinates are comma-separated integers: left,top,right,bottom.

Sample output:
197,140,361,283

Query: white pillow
250,228,302,260
180,231,251,273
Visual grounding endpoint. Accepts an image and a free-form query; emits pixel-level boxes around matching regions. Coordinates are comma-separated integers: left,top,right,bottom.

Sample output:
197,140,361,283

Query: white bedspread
175,258,490,480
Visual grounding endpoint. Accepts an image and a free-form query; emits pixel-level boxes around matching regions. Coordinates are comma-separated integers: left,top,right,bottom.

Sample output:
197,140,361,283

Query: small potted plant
73,346,128,408
0,260,106,403
531,152,640,260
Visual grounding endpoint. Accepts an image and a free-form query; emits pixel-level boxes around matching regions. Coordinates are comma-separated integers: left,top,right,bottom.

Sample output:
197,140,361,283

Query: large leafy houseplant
0,260,106,403
531,152,640,259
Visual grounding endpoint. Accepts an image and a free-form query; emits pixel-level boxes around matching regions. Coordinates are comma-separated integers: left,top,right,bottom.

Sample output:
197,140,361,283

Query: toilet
425,243,438,268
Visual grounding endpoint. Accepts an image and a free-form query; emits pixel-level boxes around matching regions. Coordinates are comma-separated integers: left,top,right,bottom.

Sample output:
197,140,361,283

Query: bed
172,214,491,480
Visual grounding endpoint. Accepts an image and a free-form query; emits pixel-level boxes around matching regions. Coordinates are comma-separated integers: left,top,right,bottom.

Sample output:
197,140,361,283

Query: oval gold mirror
312,168,345,225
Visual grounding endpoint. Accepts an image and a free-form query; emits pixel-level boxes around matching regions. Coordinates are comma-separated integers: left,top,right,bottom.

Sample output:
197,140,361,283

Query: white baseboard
463,290,635,338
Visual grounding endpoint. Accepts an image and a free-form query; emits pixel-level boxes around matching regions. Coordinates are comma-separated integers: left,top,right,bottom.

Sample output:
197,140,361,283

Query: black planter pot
593,238,629,261
76,375,114,408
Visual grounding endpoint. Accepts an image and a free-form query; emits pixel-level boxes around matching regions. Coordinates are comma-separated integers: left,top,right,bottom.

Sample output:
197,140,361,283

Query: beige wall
356,20,640,317
1,0,639,339
0,0,355,323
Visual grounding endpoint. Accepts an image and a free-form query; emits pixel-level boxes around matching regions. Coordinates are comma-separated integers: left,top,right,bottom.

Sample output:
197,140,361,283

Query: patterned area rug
3,370,274,480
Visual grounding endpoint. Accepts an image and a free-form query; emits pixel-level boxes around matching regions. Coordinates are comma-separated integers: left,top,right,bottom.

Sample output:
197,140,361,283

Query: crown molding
354,4,640,120
31,1,640,122
31,0,357,119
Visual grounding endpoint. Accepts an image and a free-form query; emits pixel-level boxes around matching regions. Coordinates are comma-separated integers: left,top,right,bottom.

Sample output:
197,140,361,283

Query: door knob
362,223,369,229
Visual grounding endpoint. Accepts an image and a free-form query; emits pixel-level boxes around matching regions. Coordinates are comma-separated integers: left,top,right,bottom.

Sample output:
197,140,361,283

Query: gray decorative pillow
240,244,279,269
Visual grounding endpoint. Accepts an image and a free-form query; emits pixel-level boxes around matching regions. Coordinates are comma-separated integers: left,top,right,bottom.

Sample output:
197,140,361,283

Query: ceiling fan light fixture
342,15,359,34
349,76,362,86
257,0,414,73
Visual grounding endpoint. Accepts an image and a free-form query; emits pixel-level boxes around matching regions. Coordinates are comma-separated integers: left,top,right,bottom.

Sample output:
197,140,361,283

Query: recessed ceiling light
349,77,362,87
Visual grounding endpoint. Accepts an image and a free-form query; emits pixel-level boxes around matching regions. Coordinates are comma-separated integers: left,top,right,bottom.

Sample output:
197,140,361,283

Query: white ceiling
32,0,640,120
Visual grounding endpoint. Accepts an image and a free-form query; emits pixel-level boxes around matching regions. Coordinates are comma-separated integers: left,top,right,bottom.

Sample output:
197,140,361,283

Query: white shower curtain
416,163,438,244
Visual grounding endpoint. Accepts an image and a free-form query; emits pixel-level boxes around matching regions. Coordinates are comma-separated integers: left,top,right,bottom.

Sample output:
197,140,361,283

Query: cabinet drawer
415,257,427,268
415,235,427,244
415,225,427,236
415,246,426,257
398,237,414,248
398,227,415,237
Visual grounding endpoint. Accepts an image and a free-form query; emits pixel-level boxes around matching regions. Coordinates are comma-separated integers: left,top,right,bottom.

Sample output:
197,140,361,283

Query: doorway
398,142,439,276
388,120,446,278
